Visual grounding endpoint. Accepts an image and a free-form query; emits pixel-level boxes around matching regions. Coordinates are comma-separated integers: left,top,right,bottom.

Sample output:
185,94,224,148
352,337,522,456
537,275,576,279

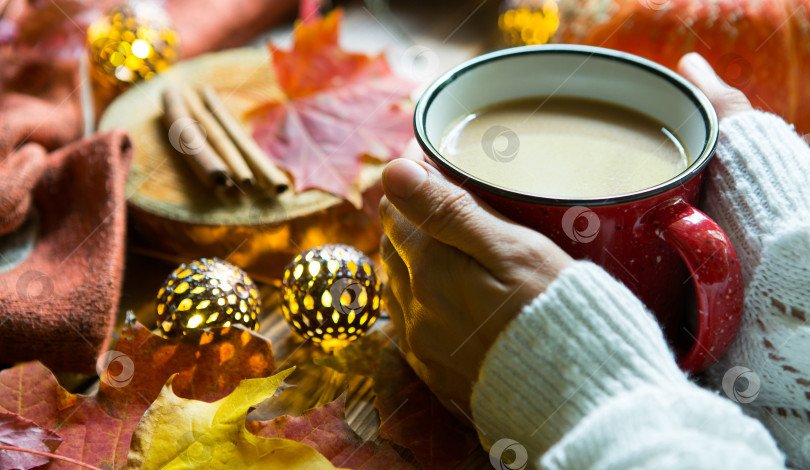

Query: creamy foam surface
438,98,689,198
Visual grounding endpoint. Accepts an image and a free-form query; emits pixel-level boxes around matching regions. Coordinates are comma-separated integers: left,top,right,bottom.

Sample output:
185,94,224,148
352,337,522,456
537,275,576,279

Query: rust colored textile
0,130,132,374
0,66,111,374
169,0,299,59
0,93,84,234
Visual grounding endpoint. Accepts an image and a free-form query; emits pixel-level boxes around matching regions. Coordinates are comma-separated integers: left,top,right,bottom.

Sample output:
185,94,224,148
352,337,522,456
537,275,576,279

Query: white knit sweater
471,111,810,469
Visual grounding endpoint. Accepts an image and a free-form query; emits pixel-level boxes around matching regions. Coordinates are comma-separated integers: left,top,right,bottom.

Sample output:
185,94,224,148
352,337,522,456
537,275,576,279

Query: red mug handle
642,199,744,373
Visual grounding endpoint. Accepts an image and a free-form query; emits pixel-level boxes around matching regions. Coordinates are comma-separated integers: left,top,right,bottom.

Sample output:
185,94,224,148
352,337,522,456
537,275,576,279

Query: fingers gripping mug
413,45,743,373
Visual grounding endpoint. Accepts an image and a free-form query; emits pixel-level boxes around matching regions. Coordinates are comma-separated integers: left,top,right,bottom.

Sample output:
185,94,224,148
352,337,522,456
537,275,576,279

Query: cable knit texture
472,110,806,469
541,385,782,470
471,261,784,469
702,111,810,468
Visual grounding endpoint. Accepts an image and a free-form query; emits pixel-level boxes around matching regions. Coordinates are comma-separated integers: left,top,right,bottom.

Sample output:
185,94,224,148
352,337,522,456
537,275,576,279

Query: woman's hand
677,53,753,120
379,146,572,416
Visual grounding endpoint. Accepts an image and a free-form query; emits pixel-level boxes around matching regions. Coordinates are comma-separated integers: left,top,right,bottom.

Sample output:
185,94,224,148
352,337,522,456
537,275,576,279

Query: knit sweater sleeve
470,261,784,469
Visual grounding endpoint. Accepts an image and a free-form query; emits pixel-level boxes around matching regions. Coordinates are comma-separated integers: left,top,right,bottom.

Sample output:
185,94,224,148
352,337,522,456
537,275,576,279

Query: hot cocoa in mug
414,45,744,373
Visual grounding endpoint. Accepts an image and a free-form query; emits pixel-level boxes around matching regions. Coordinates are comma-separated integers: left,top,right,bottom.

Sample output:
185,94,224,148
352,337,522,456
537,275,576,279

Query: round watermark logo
16,270,54,302
639,0,671,10
722,366,760,404
400,44,440,82
716,53,753,90
168,118,207,155
561,206,600,243
329,278,368,316
178,430,213,466
489,438,528,470
481,126,520,163
96,351,135,388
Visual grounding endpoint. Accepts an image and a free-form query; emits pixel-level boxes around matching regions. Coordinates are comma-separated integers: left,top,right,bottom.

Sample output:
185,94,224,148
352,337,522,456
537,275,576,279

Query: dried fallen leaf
0,411,62,470
313,325,396,376
0,322,275,469
315,324,480,468
248,392,416,470
249,10,414,207
127,368,340,470
374,344,480,470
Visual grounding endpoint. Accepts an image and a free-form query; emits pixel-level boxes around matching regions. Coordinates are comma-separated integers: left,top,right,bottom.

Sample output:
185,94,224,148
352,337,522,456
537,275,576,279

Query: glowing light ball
281,244,381,351
156,258,260,337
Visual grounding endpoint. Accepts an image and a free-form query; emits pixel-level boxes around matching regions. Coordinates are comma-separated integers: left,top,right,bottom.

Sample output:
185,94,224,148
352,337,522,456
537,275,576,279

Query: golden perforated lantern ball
281,244,382,350
156,258,261,337
87,0,179,89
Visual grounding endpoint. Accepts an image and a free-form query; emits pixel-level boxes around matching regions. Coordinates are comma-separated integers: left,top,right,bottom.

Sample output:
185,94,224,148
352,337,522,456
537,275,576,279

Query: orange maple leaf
250,10,415,207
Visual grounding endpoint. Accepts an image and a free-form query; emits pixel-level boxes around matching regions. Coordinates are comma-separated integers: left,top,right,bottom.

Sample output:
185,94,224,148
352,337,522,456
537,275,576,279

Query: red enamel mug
413,45,743,373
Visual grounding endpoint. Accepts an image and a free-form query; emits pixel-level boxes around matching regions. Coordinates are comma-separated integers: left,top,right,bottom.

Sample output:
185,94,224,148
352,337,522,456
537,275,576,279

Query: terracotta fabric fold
0,92,84,233
0,130,132,374
0,91,84,153
0,144,46,236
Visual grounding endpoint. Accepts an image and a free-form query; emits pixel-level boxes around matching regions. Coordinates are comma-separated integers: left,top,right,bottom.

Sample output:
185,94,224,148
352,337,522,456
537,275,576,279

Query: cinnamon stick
199,85,292,195
162,86,231,189
179,85,256,188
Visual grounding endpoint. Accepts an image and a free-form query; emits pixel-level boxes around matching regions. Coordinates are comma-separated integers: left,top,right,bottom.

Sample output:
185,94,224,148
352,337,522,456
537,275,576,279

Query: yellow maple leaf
127,367,343,469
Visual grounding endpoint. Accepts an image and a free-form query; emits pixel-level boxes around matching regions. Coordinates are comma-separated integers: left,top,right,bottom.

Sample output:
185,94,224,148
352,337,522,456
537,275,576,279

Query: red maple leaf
0,411,62,469
248,393,416,470
315,325,483,469
249,10,415,208
374,344,481,470
0,321,275,469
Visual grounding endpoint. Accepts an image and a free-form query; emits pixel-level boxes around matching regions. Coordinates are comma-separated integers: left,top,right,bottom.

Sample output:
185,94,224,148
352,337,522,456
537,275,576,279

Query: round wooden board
98,47,384,280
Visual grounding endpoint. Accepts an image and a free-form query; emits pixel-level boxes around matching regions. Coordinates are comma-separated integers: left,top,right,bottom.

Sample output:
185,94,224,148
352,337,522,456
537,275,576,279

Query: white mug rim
413,44,720,207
